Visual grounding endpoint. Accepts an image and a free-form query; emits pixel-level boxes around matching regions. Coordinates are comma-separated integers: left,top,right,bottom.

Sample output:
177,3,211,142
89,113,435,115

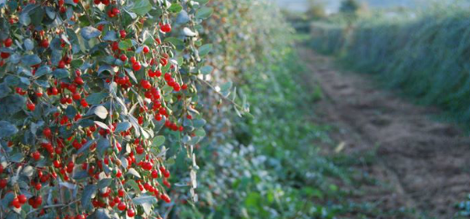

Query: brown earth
299,48,470,218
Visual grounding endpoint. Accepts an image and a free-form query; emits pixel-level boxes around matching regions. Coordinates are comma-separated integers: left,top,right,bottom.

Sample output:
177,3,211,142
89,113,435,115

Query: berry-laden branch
0,0,214,218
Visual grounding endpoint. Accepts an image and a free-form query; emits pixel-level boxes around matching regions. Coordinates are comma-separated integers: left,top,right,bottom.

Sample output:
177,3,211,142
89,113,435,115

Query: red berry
140,79,151,89
136,146,144,154
72,92,81,100
117,202,126,211
75,77,84,85
143,46,149,54
80,99,89,107
133,62,141,71
1,52,10,59
11,197,20,208
120,54,127,62
35,196,42,206
0,179,7,189
127,209,135,217
32,151,41,161
27,102,36,111
40,39,49,48
120,30,126,39
160,23,172,33
43,127,51,138
151,170,159,178
18,194,27,204
112,7,120,15
4,38,12,47
118,189,125,197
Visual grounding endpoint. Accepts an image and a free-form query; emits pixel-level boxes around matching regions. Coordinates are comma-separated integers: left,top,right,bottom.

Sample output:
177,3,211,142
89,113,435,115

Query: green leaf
0,121,18,139
86,92,107,105
152,136,165,147
200,66,213,75
97,178,112,189
10,153,23,163
168,3,183,13
96,137,110,157
92,106,108,119
126,168,141,178
131,0,151,16
35,65,52,77
19,4,39,26
195,128,206,137
29,6,44,26
133,195,157,205
81,26,101,40
192,119,206,128
0,83,11,99
125,179,141,194
52,69,70,79
21,54,41,66
198,44,212,56
164,37,184,48
196,7,213,20
1,192,14,209
81,184,97,210
118,39,133,50
77,139,96,154
115,122,131,133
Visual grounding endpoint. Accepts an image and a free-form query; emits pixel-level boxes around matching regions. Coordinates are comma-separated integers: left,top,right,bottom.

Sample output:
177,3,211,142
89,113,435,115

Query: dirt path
299,48,470,218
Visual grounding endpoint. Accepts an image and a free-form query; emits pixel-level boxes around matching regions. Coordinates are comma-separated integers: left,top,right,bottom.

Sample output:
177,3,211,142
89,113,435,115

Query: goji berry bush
0,0,213,218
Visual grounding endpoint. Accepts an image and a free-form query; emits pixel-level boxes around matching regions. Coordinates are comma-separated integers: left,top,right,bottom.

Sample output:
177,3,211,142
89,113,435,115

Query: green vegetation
310,5,470,127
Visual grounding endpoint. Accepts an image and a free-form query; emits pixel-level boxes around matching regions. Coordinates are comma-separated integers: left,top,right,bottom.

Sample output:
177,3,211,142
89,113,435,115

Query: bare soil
300,48,470,218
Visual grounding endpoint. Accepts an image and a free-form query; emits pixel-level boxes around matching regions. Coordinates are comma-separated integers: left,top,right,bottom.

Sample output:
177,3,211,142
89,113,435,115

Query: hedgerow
0,0,213,218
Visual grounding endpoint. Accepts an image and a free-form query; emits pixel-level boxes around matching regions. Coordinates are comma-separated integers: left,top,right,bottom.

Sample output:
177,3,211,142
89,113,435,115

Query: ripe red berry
120,54,127,62
4,38,12,47
160,23,172,33
72,92,81,100
133,62,141,71
35,196,42,206
40,39,49,48
112,8,120,15
117,202,126,211
27,102,36,111
80,99,89,107
140,79,151,89
118,189,125,197
127,209,135,217
151,170,159,178
143,46,149,54
75,77,84,85
1,52,10,59
58,60,65,68
0,179,6,188
32,151,41,161
43,127,52,138
18,194,27,204
11,197,21,208
120,30,126,39
136,146,144,154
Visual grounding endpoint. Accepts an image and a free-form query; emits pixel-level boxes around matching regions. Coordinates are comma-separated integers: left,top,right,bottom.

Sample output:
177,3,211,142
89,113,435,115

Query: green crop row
310,6,470,127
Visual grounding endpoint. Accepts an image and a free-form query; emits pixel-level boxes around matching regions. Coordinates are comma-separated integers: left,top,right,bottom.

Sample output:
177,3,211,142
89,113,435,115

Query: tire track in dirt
299,48,470,218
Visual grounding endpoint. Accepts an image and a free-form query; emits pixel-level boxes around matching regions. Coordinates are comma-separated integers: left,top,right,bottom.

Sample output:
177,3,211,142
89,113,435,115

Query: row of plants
310,5,470,127
0,0,216,218
170,0,344,218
